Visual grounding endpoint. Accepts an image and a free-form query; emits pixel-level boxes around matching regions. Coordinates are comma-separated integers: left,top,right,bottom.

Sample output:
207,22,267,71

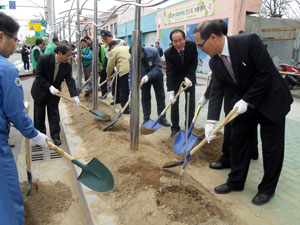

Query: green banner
35,29,47,37
163,0,215,25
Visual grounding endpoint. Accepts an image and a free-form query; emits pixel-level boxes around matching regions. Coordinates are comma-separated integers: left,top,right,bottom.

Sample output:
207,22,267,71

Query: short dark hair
193,20,223,40
128,46,144,54
108,40,118,51
0,12,19,37
101,30,112,39
169,29,185,42
156,41,160,44
53,37,59,43
81,38,87,43
213,19,228,36
54,44,71,55
84,36,91,41
35,38,43,45
239,30,245,34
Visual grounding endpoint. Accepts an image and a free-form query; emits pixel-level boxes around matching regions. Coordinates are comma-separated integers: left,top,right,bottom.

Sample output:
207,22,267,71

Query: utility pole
46,0,56,40
92,0,99,110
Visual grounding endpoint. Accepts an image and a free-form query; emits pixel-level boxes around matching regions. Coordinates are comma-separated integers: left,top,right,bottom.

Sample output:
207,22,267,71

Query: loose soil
59,86,244,225
21,180,73,225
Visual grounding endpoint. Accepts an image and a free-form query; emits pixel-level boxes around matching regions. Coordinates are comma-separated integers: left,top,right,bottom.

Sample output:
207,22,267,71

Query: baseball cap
101,30,112,39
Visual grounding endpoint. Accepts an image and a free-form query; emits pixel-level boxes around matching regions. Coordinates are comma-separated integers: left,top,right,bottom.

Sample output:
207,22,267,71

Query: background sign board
28,22,42,31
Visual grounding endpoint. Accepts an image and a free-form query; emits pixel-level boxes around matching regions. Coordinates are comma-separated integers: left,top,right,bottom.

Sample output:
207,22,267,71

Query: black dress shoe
159,118,171,127
252,193,274,205
214,183,244,194
170,128,180,137
123,109,130,114
209,161,230,170
110,101,120,105
53,139,62,146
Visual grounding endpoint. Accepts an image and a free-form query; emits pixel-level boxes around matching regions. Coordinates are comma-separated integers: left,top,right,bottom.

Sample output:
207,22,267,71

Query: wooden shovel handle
161,82,191,116
121,81,144,114
189,107,239,157
99,73,116,88
55,92,91,112
191,104,201,124
47,141,75,161
24,101,31,172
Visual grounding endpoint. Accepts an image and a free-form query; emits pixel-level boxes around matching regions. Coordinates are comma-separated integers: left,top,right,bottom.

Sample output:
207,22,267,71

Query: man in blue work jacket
0,12,49,225
129,46,170,126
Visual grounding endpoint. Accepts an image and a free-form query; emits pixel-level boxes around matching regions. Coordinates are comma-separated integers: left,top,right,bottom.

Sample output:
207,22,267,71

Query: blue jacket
129,47,163,88
0,55,38,145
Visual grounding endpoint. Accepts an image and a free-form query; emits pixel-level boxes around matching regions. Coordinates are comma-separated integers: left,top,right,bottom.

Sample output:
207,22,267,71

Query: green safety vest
31,46,43,70
44,42,57,54
98,45,106,68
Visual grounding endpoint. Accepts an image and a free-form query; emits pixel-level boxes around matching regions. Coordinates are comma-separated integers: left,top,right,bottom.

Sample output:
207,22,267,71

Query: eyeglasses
3,31,20,44
197,35,211,49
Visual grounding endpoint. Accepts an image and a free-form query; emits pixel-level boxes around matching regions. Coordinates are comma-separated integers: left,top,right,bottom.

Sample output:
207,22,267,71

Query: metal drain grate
31,145,45,162
31,145,62,163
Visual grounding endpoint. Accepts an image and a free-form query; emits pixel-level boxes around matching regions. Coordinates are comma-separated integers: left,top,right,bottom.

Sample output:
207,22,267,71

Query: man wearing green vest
31,38,44,74
44,37,60,54
98,43,107,97
81,39,92,94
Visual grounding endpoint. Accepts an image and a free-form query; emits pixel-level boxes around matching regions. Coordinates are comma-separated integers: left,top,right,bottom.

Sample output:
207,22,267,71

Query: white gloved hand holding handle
73,96,80,106
31,131,49,148
49,85,59,95
141,75,149,84
205,122,217,144
234,99,248,114
198,96,208,107
184,77,192,87
128,91,131,101
168,91,176,104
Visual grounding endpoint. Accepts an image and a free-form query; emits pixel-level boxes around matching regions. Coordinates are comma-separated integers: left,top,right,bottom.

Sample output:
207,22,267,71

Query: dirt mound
60,86,241,225
21,180,73,225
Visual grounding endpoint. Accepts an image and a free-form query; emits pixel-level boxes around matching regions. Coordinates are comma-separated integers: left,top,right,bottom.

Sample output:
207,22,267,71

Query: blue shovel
163,107,239,169
140,81,191,135
173,103,202,154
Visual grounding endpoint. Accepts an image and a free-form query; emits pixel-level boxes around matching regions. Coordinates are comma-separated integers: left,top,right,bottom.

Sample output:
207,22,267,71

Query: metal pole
46,0,55,41
76,0,82,88
92,0,98,110
130,0,142,151
62,20,66,40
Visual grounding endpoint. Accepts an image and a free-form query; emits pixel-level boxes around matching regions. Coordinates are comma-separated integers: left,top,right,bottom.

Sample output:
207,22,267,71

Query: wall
246,16,300,66
156,0,261,74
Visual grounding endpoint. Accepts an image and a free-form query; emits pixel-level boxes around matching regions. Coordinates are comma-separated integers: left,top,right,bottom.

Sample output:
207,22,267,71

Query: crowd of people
0,10,294,225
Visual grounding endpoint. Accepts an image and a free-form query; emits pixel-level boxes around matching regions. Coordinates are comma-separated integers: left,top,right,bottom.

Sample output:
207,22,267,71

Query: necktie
179,50,184,63
53,62,61,82
220,55,237,83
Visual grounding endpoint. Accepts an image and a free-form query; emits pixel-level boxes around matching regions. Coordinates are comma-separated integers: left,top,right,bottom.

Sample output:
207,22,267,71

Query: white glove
234,99,248,114
73,96,80,106
184,77,192,87
141,75,149,84
49,85,59,95
205,123,216,144
168,91,176,104
198,96,208,107
31,131,49,148
128,91,131,101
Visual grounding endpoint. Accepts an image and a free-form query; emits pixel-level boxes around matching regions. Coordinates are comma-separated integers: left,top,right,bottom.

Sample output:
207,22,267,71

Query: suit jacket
164,40,198,91
208,34,293,123
31,54,77,103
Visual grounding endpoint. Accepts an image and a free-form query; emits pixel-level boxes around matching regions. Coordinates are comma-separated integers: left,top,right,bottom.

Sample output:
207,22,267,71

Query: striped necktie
220,55,237,84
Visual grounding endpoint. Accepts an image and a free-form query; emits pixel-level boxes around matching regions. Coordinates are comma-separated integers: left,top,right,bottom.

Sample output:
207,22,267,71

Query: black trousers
33,95,61,140
112,73,120,102
227,108,285,195
171,84,195,130
118,73,129,108
23,60,29,70
99,70,107,96
141,76,166,121
219,116,258,166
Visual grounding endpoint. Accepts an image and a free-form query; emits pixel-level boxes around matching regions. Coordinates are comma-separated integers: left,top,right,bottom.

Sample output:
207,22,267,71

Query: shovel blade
173,131,198,154
103,112,122,131
143,119,162,130
76,158,114,192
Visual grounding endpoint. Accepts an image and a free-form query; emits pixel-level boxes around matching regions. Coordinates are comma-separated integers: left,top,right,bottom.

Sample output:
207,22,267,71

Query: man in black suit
200,19,259,170
193,20,293,205
164,29,198,137
31,45,80,146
